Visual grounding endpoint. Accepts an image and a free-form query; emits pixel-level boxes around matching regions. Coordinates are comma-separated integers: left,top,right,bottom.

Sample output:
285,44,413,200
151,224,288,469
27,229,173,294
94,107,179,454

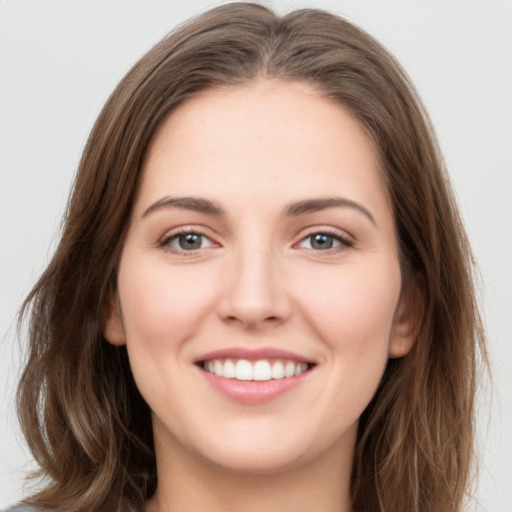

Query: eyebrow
283,196,376,225
142,196,225,218
141,195,375,226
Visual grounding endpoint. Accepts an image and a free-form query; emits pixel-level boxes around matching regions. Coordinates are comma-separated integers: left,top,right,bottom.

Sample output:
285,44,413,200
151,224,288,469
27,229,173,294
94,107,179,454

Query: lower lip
199,367,311,404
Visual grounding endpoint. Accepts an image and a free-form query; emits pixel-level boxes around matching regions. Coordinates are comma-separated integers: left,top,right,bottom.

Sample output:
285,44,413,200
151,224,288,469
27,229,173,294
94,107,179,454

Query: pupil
311,234,333,250
179,233,201,250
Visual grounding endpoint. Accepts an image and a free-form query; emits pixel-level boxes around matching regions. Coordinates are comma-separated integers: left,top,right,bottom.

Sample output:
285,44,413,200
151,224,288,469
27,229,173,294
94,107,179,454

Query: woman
9,3,485,511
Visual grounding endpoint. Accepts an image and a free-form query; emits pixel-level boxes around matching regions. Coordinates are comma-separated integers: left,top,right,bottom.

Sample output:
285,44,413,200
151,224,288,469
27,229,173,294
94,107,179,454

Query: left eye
298,233,345,251
166,232,213,251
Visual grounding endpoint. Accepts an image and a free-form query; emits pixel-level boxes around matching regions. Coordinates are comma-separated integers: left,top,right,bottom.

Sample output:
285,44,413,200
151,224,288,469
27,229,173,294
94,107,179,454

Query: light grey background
1,0,510,509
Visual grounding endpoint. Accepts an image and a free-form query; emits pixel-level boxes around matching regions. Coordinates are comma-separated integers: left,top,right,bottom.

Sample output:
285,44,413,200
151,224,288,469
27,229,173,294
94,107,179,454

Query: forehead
138,80,389,216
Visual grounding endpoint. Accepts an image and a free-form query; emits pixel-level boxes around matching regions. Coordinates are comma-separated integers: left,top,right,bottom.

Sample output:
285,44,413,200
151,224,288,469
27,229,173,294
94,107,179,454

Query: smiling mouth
199,358,313,381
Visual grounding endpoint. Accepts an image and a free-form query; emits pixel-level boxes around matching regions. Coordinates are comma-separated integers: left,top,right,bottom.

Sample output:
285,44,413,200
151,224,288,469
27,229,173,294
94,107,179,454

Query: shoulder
2,506,54,512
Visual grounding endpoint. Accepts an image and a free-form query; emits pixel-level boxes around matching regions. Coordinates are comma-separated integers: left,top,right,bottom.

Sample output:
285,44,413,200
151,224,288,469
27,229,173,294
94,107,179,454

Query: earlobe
389,279,424,358
103,294,126,346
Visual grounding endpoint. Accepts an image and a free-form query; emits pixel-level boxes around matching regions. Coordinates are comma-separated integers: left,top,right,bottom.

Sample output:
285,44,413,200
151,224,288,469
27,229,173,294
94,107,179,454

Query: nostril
223,314,281,327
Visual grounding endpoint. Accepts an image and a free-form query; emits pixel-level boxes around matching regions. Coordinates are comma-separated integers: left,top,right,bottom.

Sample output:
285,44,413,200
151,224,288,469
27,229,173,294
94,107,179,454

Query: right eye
161,231,214,252
299,233,343,251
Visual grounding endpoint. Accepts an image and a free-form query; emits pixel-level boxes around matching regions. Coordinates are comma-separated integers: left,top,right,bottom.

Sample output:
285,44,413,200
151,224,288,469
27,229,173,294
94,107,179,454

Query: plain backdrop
1,0,511,509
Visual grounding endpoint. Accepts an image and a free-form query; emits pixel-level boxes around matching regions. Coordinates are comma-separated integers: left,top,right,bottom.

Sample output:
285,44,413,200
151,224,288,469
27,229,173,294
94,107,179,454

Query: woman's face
105,80,416,474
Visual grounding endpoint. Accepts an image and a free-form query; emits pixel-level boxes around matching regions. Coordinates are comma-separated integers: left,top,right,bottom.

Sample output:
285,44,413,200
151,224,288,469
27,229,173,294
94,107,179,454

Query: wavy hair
18,3,485,511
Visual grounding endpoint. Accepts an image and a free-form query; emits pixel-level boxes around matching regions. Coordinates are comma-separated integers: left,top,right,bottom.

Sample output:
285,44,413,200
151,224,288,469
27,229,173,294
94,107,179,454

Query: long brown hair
18,3,485,511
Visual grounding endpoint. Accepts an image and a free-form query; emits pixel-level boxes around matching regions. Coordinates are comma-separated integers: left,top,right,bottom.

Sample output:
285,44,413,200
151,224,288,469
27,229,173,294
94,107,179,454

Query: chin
184,419,356,476
199,443,312,475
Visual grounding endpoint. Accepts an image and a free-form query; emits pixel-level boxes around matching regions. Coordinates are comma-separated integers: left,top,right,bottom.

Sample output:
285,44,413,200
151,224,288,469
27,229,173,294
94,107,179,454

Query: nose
217,246,292,331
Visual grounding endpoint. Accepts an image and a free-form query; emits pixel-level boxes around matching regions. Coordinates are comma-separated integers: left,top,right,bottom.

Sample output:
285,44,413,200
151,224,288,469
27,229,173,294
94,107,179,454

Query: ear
388,278,424,358
103,293,126,346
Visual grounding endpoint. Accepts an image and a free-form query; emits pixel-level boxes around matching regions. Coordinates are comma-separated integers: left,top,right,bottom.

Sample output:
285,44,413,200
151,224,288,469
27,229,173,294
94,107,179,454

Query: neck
145,426,354,512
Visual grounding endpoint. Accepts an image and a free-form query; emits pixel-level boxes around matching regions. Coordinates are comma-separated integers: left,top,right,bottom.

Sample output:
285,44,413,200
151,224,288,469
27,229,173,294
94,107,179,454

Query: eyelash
158,228,354,255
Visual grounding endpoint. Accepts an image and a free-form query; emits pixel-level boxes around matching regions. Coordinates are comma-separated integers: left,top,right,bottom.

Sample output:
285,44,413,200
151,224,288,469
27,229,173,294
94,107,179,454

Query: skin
105,80,418,512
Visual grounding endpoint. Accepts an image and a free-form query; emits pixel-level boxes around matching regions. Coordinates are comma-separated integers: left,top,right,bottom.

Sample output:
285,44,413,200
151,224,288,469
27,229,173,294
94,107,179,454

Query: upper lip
194,347,315,364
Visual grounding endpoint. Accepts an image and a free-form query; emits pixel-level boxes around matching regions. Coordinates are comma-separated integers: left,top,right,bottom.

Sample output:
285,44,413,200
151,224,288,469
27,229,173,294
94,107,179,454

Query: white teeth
235,359,253,381
295,362,308,375
223,359,236,379
284,361,295,378
253,360,272,381
203,358,310,381
271,360,285,379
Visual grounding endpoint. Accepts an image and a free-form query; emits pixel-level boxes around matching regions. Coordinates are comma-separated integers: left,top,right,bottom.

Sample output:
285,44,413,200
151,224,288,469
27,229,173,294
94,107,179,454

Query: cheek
295,262,401,356
116,256,222,419
294,263,402,424
117,257,219,350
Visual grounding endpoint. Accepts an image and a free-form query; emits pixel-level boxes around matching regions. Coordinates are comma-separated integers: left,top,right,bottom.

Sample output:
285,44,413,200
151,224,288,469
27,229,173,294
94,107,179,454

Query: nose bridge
219,234,290,328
